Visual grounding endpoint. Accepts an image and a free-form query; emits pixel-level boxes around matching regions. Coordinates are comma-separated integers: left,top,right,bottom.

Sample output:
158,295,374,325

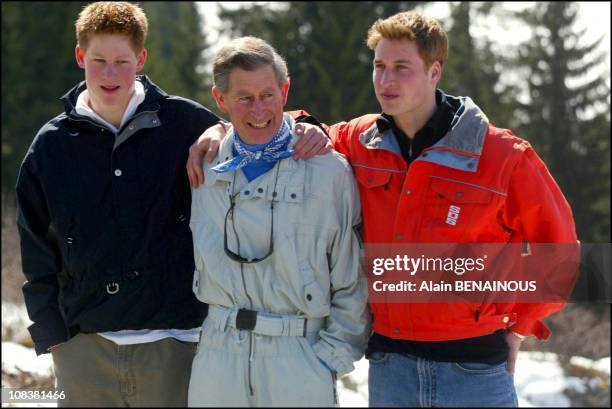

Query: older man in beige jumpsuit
187,36,370,407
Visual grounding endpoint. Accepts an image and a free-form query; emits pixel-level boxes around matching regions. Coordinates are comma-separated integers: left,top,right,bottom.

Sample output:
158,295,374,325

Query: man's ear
429,61,442,85
212,86,228,113
136,48,148,72
281,79,290,106
75,45,86,69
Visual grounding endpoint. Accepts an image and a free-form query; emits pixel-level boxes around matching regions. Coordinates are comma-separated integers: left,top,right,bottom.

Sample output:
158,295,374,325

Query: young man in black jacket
15,2,219,406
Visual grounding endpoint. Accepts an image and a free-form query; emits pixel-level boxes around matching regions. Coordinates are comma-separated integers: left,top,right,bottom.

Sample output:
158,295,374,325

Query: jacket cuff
312,340,353,377
510,319,551,340
28,311,70,355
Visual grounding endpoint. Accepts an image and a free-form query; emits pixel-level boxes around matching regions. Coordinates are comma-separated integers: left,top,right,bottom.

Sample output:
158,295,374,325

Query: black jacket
16,75,219,355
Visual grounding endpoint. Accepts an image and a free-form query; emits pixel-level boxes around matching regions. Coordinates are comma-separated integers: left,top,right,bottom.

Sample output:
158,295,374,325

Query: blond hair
75,2,148,52
213,36,289,93
366,11,448,69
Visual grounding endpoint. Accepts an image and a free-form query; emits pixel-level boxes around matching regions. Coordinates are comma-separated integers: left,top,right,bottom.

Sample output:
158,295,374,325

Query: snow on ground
338,356,369,407
2,302,610,407
571,356,610,375
514,352,571,407
1,341,609,407
1,342,53,379
1,302,32,344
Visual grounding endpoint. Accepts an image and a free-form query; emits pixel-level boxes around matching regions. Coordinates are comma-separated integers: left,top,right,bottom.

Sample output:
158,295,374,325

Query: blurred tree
218,1,423,124
2,2,86,203
515,1,610,242
141,2,215,108
439,2,520,128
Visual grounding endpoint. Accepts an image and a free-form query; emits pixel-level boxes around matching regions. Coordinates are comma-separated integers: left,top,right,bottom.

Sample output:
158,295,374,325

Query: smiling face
373,37,440,125
213,64,290,145
75,33,147,125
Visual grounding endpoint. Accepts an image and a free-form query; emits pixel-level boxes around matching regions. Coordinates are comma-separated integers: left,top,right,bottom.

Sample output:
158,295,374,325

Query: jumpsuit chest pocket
274,226,331,317
419,177,493,241
190,220,240,301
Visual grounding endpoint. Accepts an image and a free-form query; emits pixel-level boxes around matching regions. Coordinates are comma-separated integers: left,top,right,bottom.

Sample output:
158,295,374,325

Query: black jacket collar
59,74,168,118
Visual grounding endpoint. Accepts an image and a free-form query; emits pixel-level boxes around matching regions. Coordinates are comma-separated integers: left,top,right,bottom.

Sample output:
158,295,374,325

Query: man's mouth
101,85,120,93
381,93,399,100
248,119,271,129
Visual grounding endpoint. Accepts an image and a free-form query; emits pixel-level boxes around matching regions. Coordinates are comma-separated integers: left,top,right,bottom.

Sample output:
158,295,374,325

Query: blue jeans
368,352,518,407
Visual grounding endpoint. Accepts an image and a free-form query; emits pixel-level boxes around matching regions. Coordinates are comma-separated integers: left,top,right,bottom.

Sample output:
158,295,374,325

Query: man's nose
251,99,266,117
103,63,117,77
379,69,395,88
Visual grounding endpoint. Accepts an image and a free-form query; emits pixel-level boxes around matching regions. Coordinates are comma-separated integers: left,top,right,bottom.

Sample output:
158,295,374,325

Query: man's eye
117,61,128,64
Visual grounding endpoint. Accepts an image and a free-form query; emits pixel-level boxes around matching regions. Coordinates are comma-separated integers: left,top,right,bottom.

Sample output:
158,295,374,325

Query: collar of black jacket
59,74,168,119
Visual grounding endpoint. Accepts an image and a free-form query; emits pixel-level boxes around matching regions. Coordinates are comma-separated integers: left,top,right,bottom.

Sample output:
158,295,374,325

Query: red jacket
323,97,577,341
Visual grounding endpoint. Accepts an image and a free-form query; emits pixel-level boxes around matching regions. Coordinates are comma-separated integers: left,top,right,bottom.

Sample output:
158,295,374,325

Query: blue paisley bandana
212,120,293,173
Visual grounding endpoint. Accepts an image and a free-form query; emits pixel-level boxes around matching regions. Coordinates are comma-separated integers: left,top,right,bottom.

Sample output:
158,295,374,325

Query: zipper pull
474,308,480,322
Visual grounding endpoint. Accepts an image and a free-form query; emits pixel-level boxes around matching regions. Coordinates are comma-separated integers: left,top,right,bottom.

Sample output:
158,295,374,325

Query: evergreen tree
439,2,520,128
218,2,422,124
2,2,86,201
141,2,215,108
515,2,610,242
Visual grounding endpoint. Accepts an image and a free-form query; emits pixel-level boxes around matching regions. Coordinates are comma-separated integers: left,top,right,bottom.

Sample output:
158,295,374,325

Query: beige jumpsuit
188,122,370,407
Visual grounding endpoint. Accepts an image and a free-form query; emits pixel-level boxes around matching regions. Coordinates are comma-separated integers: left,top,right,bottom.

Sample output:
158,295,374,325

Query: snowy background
2,301,610,407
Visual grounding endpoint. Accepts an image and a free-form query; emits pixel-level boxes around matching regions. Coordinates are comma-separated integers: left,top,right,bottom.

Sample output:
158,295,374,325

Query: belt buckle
106,282,119,294
236,309,257,331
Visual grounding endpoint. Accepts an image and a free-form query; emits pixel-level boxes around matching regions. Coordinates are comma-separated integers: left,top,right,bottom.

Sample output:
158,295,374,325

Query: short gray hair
212,36,289,93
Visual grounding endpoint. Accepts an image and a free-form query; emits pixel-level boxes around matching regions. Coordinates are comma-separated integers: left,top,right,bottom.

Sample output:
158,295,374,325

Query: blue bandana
212,120,293,173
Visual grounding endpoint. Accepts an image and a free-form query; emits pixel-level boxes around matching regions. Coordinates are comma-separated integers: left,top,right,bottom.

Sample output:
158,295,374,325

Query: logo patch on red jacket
445,205,461,225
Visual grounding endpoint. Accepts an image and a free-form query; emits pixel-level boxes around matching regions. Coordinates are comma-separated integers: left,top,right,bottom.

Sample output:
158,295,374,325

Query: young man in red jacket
187,11,577,407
